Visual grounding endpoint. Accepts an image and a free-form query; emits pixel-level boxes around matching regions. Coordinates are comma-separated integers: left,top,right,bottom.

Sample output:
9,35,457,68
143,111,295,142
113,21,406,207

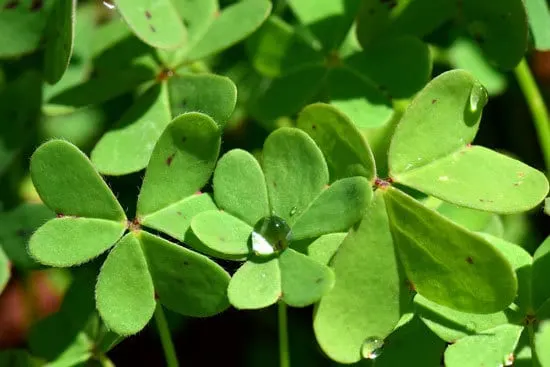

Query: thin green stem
514,58,550,175
527,323,537,367
278,301,290,367
154,301,179,367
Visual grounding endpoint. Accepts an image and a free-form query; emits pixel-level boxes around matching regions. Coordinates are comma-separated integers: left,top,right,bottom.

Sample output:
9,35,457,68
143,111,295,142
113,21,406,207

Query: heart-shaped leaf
137,113,220,216
186,0,272,62
279,248,334,307
96,233,156,335
291,177,372,240
115,0,186,49
262,127,329,224
43,0,75,84
384,187,517,313
327,67,393,129
29,217,126,267
389,70,484,176
287,0,361,50
213,149,269,226
139,231,230,317
307,232,346,265
168,74,237,128
141,193,217,243
0,204,55,269
228,258,281,310
297,103,376,182
0,246,9,294
314,192,406,364
91,83,171,175
460,0,527,70
191,210,251,259
444,324,523,367
345,35,431,99
532,236,550,310
396,146,549,213
247,16,323,78
31,140,126,221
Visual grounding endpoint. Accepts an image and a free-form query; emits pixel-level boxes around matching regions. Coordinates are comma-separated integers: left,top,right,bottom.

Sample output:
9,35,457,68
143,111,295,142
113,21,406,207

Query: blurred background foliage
0,0,549,365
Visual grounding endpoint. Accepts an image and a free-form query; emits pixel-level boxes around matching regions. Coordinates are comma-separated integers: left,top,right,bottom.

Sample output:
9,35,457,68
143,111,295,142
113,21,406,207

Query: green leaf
525,0,550,51
535,320,550,366
91,83,171,175
137,113,220,216
141,193,217,243
115,0,186,49
190,210,251,259
213,149,269,226
366,317,447,367
247,16,323,78
139,231,230,317
287,0,361,50
532,236,550,310
262,127,329,224
30,140,126,221
168,74,237,128
448,38,507,95
384,187,517,313
279,248,334,307
29,217,126,267
228,258,281,309
0,0,52,57
444,324,523,367
314,192,406,364
0,246,9,294
291,177,371,240
460,0,527,70
173,0,217,54
415,295,515,343
395,146,550,214
437,201,503,237
327,67,394,129
186,0,272,61
96,233,155,335
388,70,484,176
0,204,55,269
297,103,376,182
0,349,40,367
43,0,75,84
307,232,346,265
345,35,431,99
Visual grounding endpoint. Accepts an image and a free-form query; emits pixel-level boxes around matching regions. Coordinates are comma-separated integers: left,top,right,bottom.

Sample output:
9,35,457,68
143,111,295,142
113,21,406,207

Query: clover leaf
191,127,372,310
248,9,431,128
0,246,8,295
29,113,230,335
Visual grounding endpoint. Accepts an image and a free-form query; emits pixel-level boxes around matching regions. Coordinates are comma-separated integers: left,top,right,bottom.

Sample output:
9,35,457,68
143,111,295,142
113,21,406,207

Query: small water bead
469,82,488,114
251,215,292,257
361,337,384,360
102,0,116,9
289,207,297,216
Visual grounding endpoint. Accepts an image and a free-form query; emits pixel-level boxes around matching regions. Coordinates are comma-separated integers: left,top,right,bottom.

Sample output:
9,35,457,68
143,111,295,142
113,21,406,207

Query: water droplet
289,207,297,216
251,216,292,257
469,82,488,113
102,0,116,10
361,337,384,360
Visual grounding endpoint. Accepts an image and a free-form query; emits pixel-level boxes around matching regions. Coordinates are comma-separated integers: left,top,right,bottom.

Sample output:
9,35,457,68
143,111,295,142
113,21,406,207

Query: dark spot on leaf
315,278,323,284
518,172,525,178
154,292,159,300
466,256,474,264
166,152,176,166
311,124,316,130
183,261,189,266
181,136,187,143
181,99,187,107
219,237,225,242
145,10,152,19
272,181,277,188
150,24,156,33
176,211,182,216
30,0,43,11
182,19,189,27
514,182,521,186
432,99,437,104
479,199,494,203
3,0,19,9
405,279,416,292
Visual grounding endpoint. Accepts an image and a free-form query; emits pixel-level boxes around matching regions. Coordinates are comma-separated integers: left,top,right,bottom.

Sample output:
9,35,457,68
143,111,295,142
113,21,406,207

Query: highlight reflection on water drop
469,82,488,113
362,337,384,360
251,215,291,257
102,0,115,10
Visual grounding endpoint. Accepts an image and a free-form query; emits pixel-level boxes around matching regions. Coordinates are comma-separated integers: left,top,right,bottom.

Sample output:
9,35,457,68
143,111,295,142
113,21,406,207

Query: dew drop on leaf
102,0,116,10
469,82,488,113
361,337,384,360
289,207,297,217
251,215,292,257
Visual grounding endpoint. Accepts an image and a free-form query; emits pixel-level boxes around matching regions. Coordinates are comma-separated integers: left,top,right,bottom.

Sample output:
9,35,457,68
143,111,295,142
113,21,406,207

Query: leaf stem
278,301,290,367
514,57,550,175
154,301,179,367
527,323,537,367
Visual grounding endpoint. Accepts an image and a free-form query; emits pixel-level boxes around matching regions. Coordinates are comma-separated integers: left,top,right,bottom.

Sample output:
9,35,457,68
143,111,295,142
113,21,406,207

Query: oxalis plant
3,0,550,366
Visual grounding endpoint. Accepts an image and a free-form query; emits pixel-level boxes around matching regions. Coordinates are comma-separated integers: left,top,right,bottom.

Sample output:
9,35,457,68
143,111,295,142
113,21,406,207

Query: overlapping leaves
29,113,230,335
